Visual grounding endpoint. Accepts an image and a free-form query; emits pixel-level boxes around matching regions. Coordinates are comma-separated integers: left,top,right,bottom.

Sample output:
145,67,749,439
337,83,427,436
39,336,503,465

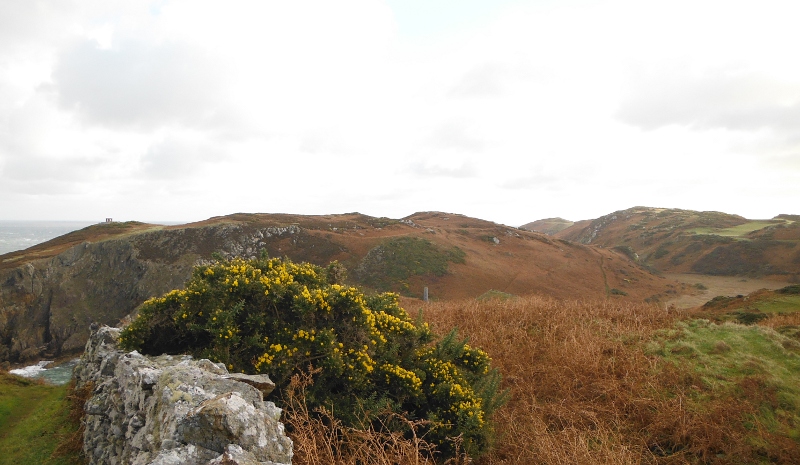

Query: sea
9,359,80,385
0,220,97,256
1,221,96,383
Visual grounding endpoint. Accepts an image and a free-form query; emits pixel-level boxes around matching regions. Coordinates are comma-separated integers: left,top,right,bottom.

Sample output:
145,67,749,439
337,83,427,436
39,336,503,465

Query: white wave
9,360,54,378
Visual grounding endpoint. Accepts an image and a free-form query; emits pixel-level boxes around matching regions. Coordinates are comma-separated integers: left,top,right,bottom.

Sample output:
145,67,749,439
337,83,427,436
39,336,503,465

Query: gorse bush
119,255,505,459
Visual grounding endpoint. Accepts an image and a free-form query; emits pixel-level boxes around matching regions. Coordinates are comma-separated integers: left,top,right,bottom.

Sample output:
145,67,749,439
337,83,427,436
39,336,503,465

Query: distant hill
519,217,574,235
0,211,673,365
552,207,800,281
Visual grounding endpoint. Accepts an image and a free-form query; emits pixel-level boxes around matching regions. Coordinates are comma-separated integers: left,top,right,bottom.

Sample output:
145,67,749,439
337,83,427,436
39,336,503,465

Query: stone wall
74,326,293,465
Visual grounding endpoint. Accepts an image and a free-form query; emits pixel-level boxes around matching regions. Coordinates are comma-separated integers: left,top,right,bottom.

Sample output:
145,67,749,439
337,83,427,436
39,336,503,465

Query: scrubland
416,296,800,464
287,295,800,464
5,294,800,464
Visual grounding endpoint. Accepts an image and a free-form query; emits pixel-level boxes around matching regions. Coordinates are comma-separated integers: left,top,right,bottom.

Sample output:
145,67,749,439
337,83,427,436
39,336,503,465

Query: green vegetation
0,372,83,465
120,256,505,459
355,237,466,293
648,319,800,453
689,220,782,237
653,246,670,259
750,295,800,314
699,285,800,325
691,240,796,276
612,245,638,261
778,284,800,295
476,290,514,301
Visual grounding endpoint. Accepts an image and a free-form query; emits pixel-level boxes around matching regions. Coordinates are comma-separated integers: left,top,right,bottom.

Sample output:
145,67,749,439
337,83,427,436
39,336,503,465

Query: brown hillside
0,221,162,271
0,211,676,364
553,207,800,281
167,211,672,301
519,217,574,235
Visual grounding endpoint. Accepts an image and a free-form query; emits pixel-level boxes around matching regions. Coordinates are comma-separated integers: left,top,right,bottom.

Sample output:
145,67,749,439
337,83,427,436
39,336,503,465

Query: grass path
0,373,82,465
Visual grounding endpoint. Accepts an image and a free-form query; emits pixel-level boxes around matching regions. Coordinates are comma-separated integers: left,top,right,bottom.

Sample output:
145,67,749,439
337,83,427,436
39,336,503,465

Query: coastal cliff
0,220,314,364
0,212,670,365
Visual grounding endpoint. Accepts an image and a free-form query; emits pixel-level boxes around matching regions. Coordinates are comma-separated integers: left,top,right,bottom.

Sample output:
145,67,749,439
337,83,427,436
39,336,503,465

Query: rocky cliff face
0,221,306,364
74,326,293,465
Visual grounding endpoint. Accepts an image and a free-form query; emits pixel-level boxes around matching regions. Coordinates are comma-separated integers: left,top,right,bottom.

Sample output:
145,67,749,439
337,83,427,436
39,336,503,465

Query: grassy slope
554,207,800,279
689,220,778,236
695,285,800,324
0,373,82,465
421,294,800,464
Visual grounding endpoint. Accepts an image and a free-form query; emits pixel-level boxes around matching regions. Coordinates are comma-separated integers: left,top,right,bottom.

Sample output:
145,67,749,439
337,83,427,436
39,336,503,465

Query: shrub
354,237,466,293
653,247,670,260
119,256,505,460
612,245,638,261
778,284,800,295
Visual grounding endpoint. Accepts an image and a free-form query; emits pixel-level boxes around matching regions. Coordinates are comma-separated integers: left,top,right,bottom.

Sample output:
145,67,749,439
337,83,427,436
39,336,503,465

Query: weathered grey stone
223,373,276,397
75,326,292,465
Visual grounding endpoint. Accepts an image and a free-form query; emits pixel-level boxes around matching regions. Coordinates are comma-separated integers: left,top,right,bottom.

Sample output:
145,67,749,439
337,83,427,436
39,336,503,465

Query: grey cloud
449,63,505,97
299,131,346,155
0,2,76,54
0,178,83,196
501,172,560,190
2,155,106,182
427,121,485,152
52,39,226,130
408,160,476,178
617,73,800,133
140,138,224,179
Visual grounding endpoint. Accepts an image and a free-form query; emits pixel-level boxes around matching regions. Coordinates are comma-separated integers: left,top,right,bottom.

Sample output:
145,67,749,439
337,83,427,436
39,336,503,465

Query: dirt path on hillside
665,273,789,309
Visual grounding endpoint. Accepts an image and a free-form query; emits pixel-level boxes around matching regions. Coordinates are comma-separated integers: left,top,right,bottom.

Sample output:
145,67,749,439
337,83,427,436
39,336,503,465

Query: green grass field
689,220,783,237
749,295,800,314
0,372,83,465
649,319,800,450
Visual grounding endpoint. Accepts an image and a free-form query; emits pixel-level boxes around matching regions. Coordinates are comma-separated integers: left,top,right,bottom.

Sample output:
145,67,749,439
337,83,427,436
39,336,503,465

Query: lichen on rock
74,325,292,465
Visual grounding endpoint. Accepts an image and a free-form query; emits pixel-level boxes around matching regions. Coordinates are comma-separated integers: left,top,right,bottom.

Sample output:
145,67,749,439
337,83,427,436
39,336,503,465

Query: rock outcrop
74,326,293,465
0,220,314,364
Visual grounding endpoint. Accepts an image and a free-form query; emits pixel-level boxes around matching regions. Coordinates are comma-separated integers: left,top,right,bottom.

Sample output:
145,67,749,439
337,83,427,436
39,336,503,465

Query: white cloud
53,39,228,129
1,0,799,224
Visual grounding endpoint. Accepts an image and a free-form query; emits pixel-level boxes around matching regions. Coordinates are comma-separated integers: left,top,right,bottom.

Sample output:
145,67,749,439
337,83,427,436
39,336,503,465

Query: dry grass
759,312,800,329
51,380,92,462
282,369,467,465
284,295,800,463
418,296,780,464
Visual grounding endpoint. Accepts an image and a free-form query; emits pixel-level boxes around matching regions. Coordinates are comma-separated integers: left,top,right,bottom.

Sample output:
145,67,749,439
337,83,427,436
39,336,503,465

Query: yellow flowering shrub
119,256,505,459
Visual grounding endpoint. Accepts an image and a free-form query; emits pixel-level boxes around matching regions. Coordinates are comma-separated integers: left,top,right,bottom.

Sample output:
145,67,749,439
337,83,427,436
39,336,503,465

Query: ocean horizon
0,220,102,256
0,220,190,256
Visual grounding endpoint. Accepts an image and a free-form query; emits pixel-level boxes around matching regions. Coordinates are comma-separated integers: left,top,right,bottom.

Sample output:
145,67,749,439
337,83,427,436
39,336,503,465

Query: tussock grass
416,296,800,464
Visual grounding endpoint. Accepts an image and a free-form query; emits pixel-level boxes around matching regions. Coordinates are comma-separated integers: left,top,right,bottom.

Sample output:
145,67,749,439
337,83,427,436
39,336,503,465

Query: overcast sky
1,0,799,226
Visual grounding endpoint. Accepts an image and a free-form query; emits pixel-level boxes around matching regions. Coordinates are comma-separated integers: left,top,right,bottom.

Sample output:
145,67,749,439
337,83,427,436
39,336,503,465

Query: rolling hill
548,207,800,281
0,211,673,365
519,217,574,235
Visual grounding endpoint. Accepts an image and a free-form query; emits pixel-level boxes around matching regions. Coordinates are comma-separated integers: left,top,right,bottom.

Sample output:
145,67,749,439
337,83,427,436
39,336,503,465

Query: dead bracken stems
283,367,466,465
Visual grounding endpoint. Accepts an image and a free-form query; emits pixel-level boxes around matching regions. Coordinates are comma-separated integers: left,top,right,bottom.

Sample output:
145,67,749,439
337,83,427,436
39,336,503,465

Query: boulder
74,326,292,465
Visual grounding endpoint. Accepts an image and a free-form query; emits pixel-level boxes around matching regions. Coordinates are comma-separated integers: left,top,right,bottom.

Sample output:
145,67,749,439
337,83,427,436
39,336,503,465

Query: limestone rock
75,326,292,465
